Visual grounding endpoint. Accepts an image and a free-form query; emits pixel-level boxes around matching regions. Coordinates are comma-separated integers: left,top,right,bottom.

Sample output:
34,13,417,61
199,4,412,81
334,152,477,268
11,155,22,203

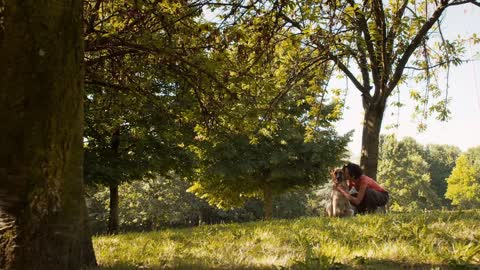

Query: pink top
349,175,386,193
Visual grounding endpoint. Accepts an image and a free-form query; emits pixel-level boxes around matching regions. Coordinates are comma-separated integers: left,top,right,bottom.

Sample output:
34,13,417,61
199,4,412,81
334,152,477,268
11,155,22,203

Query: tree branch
387,2,449,96
263,56,329,121
328,51,373,102
85,49,143,67
85,79,131,91
349,25,371,92
447,0,480,7
385,0,409,86
346,0,382,98
278,12,303,30
373,0,388,90
403,58,467,70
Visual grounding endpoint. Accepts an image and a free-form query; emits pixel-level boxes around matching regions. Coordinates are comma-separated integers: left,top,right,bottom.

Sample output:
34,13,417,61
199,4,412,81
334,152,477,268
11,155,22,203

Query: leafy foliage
378,135,441,211
80,0,478,225
182,12,351,215
87,175,202,232
86,175,323,233
234,0,477,178
446,146,480,209
423,144,461,206
83,0,205,186
83,75,197,186
190,120,350,210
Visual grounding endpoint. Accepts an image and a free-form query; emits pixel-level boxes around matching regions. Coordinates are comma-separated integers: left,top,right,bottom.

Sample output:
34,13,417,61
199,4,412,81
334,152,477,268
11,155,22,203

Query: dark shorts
353,189,389,214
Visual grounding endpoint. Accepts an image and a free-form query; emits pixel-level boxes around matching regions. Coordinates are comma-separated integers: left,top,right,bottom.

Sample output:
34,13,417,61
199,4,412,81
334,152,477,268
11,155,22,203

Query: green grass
91,210,480,270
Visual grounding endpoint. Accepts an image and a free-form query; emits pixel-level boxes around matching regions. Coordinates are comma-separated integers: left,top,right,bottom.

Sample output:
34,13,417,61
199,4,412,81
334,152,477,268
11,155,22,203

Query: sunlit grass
91,210,480,269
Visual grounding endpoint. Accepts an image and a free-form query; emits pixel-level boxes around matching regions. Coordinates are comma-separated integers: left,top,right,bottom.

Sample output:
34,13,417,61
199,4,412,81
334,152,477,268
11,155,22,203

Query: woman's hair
343,162,363,179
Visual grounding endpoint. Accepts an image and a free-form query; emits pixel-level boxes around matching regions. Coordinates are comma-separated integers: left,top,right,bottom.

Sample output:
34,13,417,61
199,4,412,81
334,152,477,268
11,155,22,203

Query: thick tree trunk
82,217,98,267
0,0,96,269
360,102,386,180
107,183,119,234
263,185,273,220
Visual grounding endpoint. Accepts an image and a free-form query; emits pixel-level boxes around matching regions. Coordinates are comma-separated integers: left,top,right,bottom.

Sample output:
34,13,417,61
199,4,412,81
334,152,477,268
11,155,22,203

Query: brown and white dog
326,168,354,217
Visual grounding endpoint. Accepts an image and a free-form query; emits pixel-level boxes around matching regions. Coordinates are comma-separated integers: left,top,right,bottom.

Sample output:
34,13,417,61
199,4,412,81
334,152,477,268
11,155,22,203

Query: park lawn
92,210,480,270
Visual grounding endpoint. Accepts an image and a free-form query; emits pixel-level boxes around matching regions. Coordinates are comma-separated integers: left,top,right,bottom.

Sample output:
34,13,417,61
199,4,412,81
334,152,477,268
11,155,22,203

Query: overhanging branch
328,52,372,102
387,2,448,96
346,0,382,95
447,0,480,7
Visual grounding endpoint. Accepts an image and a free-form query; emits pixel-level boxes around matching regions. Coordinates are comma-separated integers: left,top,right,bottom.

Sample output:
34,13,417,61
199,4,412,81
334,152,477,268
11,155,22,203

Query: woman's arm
336,183,366,206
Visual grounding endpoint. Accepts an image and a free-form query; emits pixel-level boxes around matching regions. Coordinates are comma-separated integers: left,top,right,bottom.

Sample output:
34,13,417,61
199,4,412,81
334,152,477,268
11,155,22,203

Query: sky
334,4,480,161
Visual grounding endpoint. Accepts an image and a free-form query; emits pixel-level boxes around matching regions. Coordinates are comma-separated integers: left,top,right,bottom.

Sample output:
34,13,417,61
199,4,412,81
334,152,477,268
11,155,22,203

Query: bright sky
334,4,480,161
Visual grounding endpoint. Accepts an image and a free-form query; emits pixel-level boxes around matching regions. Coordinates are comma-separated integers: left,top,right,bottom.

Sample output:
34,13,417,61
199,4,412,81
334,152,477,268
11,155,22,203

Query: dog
326,168,354,217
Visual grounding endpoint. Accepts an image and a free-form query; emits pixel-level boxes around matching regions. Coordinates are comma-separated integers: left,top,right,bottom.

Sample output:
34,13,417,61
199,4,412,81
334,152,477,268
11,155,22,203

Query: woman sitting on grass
334,162,389,214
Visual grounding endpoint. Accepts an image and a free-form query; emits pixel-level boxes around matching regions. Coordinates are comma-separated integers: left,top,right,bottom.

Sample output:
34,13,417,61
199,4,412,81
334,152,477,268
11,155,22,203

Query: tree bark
360,100,386,180
263,184,273,220
107,183,119,234
0,0,96,269
82,217,98,267
107,128,120,234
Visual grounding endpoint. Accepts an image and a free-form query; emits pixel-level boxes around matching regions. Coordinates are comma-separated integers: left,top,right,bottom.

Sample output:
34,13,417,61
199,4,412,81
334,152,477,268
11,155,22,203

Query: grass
90,210,480,270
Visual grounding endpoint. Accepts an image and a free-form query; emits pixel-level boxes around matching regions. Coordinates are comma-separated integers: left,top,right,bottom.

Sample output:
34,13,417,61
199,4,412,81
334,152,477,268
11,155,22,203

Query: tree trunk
360,102,386,180
0,0,96,269
263,185,273,220
107,183,119,234
82,217,98,267
107,128,120,234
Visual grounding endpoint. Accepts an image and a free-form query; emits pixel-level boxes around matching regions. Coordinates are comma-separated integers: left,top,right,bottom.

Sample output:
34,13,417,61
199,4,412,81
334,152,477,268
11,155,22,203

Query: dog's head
333,168,345,184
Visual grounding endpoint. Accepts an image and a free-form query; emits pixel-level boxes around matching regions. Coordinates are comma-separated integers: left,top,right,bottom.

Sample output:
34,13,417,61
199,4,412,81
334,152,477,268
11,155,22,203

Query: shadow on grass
85,262,279,270
334,258,480,270
85,260,480,270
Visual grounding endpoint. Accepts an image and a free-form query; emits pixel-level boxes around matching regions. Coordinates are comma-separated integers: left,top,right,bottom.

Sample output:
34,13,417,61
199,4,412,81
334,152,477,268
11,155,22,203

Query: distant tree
190,119,349,219
84,79,196,233
86,174,320,232
445,147,480,208
464,146,480,170
378,135,441,211
185,13,351,220
308,182,335,216
83,0,203,233
87,174,204,231
423,144,461,206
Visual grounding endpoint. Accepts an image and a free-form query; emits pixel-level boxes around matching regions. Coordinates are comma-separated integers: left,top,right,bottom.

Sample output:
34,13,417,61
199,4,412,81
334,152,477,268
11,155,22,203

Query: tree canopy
423,144,461,205
378,135,442,211
195,0,480,179
446,146,480,208
190,119,349,218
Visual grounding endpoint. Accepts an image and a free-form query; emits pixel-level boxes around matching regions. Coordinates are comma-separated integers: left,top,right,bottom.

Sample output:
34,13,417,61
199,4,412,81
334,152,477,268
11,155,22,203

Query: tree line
378,135,480,211
85,135,480,233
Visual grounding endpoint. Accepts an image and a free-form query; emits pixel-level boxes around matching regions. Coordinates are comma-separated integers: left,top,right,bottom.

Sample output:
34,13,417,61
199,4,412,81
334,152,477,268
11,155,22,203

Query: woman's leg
358,189,389,213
